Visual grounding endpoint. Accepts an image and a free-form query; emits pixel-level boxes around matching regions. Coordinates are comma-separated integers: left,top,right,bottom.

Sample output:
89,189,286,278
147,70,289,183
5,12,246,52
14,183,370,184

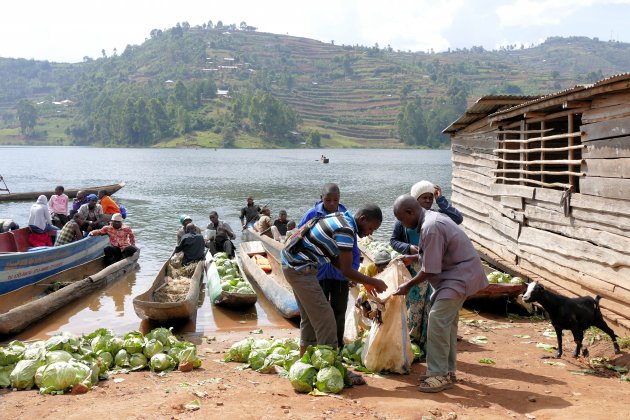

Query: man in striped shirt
281,204,387,357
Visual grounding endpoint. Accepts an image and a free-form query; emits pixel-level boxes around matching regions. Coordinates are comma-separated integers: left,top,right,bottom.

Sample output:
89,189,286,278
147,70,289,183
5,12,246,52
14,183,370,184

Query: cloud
496,0,630,27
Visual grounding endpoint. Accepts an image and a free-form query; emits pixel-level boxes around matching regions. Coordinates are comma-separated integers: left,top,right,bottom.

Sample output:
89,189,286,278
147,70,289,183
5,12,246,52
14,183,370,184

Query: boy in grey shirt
393,195,488,393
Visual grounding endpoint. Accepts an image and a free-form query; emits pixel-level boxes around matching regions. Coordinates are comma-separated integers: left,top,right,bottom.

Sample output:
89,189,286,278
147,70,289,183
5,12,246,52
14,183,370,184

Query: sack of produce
360,261,414,374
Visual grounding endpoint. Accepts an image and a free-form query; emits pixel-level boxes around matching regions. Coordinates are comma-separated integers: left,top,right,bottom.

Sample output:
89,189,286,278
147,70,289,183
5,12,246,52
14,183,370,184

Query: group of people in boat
23,186,136,266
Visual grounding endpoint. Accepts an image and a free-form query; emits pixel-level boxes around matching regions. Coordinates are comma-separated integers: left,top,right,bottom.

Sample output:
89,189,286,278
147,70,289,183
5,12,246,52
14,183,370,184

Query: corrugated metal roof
444,73,630,134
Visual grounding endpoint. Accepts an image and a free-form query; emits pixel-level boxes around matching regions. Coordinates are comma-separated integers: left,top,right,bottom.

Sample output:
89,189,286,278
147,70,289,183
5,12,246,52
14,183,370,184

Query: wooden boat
205,251,257,308
239,241,299,318
132,252,206,322
0,251,140,336
242,227,284,262
0,181,126,202
0,228,110,295
322,158,329,164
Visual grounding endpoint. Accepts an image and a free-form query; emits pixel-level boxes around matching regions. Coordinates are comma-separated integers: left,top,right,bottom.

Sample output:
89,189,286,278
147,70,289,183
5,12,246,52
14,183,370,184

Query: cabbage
98,351,114,369
247,349,267,371
224,338,253,362
106,337,124,355
115,349,130,367
311,346,336,370
45,350,73,364
129,353,148,371
411,343,424,362
145,327,174,346
0,341,26,365
0,364,15,387
259,352,285,373
214,252,228,260
288,361,317,393
124,337,145,354
70,360,97,387
23,342,46,361
39,362,79,395
45,332,81,353
10,359,42,389
143,339,164,359
510,276,525,284
176,343,198,365
252,339,272,352
315,366,344,394
284,350,301,371
34,365,46,388
150,353,175,372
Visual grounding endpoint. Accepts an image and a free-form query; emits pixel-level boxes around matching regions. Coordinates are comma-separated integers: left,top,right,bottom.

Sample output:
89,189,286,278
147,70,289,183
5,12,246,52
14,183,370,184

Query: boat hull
206,253,257,308
0,251,140,336
0,234,110,295
0,181,125,202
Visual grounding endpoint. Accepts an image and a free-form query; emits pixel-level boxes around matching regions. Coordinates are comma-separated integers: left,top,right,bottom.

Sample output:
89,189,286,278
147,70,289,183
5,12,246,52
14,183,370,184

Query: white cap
111,213,123,222
410,181,434,200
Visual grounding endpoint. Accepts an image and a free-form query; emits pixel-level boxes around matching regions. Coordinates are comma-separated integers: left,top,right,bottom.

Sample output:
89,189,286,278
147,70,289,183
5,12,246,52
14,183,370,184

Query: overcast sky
2,0,630,63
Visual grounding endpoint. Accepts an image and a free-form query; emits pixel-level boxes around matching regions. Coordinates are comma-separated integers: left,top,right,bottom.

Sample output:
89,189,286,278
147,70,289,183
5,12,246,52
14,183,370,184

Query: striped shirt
281,212,356,271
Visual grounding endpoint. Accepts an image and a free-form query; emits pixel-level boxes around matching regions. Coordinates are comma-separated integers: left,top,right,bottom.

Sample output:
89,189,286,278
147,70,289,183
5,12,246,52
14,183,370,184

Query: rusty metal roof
444,73,630,134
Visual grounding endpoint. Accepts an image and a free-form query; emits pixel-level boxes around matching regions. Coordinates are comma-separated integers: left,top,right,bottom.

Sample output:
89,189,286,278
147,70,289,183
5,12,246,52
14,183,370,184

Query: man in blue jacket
298,183,361,349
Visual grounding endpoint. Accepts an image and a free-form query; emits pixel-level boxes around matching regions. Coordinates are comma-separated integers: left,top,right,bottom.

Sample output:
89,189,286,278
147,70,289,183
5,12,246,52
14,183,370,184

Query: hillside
1,24,629,148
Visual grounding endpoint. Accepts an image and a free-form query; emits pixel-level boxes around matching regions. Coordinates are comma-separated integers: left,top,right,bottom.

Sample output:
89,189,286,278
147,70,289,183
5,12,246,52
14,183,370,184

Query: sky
2,0,630,63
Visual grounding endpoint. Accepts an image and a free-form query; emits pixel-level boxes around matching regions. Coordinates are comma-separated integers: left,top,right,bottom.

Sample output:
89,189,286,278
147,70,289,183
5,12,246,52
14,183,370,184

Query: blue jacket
298,201,360,281
390,196,463,254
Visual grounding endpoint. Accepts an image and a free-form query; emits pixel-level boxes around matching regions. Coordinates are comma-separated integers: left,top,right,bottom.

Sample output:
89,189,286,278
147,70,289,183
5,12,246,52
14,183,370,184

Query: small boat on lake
0,251,139,336
205,252,257,309
0,181,126,202
0,227,109,295
239,241,299,319
132,252,206,323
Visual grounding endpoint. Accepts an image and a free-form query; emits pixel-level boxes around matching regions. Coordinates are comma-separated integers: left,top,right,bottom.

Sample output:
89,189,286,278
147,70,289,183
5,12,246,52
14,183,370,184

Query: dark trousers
208,238,235,258
104,245,137,266
319,279,349,348
52,213,68,229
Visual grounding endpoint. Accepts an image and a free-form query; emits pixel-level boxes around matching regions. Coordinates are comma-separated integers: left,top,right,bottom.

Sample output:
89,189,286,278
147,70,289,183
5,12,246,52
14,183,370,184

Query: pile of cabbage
214,252,255,294
486,270,525,284
359,237,400,260
0,327,200,395
224,337,352,394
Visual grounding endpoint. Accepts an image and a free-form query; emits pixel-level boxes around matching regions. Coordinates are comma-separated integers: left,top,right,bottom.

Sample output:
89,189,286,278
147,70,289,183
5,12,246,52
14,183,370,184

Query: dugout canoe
132,252,206,323
0,251,140,336
205,252,257,308
0,181,126,202
239,241,299,319
242,227,284,261
0,228,109,295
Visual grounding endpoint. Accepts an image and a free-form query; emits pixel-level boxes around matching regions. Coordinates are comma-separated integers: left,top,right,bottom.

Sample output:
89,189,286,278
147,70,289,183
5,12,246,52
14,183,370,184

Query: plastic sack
360,261,414,374
343,285,371,344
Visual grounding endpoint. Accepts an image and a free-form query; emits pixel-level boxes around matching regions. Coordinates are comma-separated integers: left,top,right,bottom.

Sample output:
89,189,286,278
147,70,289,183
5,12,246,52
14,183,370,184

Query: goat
522,282,621,358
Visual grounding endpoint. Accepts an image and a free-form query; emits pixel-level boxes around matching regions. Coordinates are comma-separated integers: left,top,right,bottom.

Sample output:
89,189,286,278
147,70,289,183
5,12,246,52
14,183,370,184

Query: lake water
0,146,453,340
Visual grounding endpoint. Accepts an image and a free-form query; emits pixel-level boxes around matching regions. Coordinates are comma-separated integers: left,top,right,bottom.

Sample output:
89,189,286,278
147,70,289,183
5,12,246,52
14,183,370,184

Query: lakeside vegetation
1,21,629,148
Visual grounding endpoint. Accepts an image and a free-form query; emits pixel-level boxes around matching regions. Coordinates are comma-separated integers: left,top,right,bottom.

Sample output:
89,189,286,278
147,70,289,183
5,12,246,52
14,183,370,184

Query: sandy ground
1,312,628,420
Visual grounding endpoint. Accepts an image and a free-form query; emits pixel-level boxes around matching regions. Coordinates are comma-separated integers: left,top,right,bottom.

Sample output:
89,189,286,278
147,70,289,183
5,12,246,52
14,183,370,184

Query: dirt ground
1,312,628,420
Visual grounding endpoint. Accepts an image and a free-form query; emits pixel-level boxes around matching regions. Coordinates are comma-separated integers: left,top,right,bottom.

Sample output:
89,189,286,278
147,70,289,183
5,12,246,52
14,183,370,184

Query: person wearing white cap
176,214,201,245
389,180,463,355
90,213,137,266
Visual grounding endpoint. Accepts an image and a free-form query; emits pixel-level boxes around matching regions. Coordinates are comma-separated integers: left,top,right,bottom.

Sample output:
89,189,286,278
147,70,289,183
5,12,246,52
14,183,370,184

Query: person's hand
369,279,387,294
393,281,413,296
409,245,419,255
397,254,417,266
434,185,442,199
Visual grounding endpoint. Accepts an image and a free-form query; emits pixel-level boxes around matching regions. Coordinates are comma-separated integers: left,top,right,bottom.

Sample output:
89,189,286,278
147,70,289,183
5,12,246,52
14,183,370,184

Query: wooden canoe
0,181,126,202
239,241,299,318
0,250,139,336
467,264,526,301
205,252,257,308
132,253,206,323
242,227,284,262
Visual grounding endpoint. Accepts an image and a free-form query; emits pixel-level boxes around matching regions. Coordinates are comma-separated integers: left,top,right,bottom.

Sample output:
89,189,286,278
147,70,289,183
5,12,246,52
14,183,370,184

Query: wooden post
540,121,545,185
568,113,574,188
520,120,526,186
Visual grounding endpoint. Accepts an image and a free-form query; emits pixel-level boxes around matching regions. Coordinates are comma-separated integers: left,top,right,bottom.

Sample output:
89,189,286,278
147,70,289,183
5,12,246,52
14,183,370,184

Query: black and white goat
522,282,621,358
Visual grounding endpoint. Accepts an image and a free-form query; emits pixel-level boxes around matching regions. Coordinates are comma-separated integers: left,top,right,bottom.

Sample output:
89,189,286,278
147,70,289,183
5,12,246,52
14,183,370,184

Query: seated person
283,220,297,243
69,190,89,218
49,185,69,228
206,211,235,258
254,207,274,238
55,213,85,246
176,214,201,244
274,209,289,236
98,189,121,221
175,223,207,266
89,213,137,266
78,194,107,232
29,195,57,234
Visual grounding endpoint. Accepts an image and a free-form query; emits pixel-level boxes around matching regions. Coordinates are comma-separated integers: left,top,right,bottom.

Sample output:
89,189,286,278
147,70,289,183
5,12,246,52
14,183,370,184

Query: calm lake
0,146,453,340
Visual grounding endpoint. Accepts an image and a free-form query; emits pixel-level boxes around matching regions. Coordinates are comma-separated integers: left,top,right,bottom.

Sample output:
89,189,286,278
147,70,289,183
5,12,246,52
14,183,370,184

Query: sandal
419,372,456,383
417,375,453,393
347,371,366,386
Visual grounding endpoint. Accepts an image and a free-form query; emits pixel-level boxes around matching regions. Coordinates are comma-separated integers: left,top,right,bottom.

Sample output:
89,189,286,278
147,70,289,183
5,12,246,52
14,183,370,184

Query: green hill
1,23,629,148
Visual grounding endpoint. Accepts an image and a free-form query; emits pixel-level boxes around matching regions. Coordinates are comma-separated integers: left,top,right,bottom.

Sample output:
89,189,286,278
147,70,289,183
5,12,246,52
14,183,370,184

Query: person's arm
73,222,83,241
394,269,432,296
48,197,55,213
332,249,387,293
435,195,463,225
128,228,136,247
297,209,315,228
89,226,107,236
223,222,235,239
239,208,246,225
389,221,415,254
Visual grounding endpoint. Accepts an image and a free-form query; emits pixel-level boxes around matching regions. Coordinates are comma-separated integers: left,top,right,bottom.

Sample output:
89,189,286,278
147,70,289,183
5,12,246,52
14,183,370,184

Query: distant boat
0,181,126,202
0,251,139,336
320,155,330,164
0,228,109,295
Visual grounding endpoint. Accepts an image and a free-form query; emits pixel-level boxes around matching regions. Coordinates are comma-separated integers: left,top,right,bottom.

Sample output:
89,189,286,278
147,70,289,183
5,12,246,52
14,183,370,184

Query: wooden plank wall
451,93,630,332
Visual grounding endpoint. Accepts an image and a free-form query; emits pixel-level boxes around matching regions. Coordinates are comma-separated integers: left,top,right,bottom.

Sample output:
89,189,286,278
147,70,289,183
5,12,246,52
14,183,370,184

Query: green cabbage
124,337,145,354
70,360,97,387
45,332,81,353
143,339,164,359
149,353,175,372
411,343,424,362
145,327,174,346
224,338,253,362
106,337,124,355
115,349,130,367
38,362,79,395
129,353,148,371
98,351,114,369
0,341,26,365
34,365,46,388
10,359,42,389
45,350,73,364
311,346,336,370
315,366,344,394
0,364,15,387
288,361,317,393
23,342,46,361
247,349,267,371
284,350,301,371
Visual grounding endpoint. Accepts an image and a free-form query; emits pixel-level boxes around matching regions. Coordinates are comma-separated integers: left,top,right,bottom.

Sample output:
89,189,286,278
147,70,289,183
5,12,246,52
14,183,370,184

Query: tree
222,126,236,148
17,99,37,136
307,130,321,148
397,98,427,146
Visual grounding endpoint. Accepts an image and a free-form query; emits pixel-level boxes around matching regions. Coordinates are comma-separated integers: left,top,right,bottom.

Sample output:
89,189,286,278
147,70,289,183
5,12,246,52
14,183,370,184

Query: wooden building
444,74,630,333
